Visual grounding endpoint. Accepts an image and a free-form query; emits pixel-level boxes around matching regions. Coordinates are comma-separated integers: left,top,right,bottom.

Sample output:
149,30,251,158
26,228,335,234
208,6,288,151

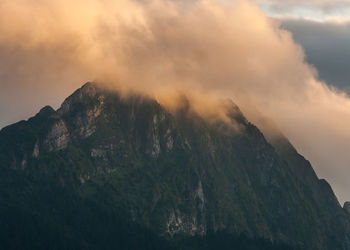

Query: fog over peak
0,0,349,203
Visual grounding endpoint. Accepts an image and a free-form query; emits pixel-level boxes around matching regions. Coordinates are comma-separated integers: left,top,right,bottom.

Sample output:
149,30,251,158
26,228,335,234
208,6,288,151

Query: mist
0,0,349,203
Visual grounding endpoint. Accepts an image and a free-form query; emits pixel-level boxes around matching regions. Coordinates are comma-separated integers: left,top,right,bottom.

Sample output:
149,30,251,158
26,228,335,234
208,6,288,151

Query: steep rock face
0,82,349,249
43,119,70,151
345,202,350,214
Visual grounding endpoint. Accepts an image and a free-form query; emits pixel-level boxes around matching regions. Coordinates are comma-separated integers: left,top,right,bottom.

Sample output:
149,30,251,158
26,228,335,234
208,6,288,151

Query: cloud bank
0,0,349,203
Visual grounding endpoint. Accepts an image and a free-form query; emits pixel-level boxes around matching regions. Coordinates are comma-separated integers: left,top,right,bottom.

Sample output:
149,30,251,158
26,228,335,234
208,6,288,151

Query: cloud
257,0,350,7
256,0,350,11
256,0,350,21
0,0,350,203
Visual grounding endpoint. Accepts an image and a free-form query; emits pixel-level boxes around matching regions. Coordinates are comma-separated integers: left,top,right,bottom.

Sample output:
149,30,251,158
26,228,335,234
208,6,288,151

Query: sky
257,0,350,93
0,0,349,204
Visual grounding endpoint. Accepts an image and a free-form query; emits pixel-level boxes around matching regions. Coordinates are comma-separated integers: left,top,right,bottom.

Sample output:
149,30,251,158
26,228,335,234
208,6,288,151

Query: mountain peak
0,83,350,249
58,82,101,115
80,81,100,94
37,105,55,116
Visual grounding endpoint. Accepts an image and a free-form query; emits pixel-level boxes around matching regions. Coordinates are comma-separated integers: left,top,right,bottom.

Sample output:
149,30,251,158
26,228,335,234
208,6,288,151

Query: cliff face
0,82,349,250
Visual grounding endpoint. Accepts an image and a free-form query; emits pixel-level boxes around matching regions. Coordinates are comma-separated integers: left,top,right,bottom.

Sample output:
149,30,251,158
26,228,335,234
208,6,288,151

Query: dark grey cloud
281,19,350,93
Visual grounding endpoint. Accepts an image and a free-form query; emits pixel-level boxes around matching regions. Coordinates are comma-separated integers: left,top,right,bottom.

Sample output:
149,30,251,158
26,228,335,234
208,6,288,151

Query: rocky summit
0,82,349,250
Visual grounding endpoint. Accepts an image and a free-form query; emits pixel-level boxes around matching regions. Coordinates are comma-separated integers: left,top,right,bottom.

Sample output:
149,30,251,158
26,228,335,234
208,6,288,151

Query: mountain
0,82,349,250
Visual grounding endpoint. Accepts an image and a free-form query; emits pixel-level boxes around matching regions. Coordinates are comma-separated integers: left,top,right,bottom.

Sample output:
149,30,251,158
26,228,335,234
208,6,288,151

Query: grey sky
281,19,350,93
